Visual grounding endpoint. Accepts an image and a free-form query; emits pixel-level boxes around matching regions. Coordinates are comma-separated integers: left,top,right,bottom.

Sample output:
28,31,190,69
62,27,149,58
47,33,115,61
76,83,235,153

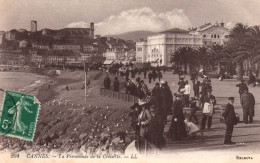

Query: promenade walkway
103,71,260,152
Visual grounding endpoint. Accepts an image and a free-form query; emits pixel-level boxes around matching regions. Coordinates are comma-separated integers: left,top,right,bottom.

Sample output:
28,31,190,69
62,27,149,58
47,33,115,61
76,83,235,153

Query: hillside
105,30,157,42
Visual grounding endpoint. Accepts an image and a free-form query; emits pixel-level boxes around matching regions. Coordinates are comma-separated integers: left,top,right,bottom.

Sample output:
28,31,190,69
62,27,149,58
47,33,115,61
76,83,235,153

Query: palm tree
208,44,232,72
246,26,260,77
171,46,198,74
195,46,208,70
226,23,250,79
247,26,260,64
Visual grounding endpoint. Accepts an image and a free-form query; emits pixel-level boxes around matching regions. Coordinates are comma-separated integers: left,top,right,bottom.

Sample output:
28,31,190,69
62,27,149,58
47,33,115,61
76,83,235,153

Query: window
203,35,206,38
211,35,213,38
137,47,142,52
214,34,216,38
218,35,220,38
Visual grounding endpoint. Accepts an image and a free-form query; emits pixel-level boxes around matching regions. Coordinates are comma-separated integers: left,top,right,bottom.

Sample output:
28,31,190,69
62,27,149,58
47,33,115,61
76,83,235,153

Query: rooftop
161,28,189,34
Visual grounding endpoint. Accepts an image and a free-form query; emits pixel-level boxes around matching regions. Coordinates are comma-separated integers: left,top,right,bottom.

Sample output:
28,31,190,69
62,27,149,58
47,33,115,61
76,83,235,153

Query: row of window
148,54,162,58
203,34,220,38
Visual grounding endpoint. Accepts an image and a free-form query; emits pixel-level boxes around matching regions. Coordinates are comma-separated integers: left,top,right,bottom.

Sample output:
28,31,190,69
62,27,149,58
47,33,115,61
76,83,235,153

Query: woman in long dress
167,94,187,141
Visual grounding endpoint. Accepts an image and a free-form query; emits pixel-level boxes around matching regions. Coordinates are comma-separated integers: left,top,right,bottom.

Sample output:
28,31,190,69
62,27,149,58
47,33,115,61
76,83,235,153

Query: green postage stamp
0,90,40,141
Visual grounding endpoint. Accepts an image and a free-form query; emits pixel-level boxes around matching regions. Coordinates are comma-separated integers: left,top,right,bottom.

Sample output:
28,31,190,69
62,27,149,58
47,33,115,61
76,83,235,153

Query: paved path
135,72,260,152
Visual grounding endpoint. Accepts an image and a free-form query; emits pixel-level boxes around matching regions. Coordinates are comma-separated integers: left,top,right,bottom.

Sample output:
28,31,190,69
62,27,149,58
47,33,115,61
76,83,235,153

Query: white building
136,23,230,67
52,43,81,52
190,22,230,46
19,40,28,48
31,53,43,64
32,42,50,50
136,28,203,67
103,49,136,65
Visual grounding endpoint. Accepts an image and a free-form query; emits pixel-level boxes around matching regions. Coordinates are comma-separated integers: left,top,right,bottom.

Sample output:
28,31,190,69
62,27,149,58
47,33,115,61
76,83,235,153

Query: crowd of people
103,65,257,150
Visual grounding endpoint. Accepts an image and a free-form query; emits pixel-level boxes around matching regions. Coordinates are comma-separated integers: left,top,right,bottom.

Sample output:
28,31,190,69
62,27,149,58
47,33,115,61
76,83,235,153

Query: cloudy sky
1,0,260,35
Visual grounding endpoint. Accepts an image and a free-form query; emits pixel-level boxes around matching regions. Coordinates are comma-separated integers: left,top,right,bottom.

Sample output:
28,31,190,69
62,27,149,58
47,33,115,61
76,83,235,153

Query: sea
0,72,49,106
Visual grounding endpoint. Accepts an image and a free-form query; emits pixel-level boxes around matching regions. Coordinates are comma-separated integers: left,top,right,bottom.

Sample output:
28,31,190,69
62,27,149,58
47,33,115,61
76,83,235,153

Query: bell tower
90,22,94,39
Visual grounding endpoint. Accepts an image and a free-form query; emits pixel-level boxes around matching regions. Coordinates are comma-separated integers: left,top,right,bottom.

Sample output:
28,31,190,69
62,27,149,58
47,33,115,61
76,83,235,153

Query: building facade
0,31,5,45
32,42,50,50
0,50,25,65
103,49,136,65
136,28,203,67
52,43,81,52
136,24,230,67
190,23,229,46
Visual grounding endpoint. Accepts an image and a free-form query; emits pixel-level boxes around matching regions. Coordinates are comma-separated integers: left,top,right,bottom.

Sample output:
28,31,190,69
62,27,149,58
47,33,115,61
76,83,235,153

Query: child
184,119,203,139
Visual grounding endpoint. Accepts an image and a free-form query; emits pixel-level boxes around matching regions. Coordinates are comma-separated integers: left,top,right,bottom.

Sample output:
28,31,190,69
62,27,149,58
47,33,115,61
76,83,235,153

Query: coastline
0,70,134,155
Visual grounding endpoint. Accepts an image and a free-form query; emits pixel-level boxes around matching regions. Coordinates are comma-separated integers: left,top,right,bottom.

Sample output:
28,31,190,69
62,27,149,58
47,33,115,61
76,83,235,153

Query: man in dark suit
193,77,200,99
104,74,111,90
178,77,186,92
113,77,119,92
236,79,248,98
241,88,255,124
222,97,237,145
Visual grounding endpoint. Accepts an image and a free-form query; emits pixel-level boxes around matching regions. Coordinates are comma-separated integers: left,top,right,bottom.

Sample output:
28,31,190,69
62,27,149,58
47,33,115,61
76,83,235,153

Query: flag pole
84,62,87,101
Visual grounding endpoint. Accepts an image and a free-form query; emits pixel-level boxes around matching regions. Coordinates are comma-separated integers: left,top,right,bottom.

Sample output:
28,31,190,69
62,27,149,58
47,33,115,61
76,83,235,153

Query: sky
1,0,260,35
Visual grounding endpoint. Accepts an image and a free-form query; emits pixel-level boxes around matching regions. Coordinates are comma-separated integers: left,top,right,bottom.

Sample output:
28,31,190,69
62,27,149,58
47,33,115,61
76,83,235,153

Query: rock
125,137,132,144
100,132,110,139
79,145,87,154
72,137,80,143
79,133,88,141
50,133,59,140
115,143,125,154
43,135,52,143
111,137,121,146
88,135,94,139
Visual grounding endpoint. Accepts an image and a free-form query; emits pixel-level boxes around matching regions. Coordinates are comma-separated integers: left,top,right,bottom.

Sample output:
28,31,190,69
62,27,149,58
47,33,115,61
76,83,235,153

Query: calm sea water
0,72,42,91
0,72,48,106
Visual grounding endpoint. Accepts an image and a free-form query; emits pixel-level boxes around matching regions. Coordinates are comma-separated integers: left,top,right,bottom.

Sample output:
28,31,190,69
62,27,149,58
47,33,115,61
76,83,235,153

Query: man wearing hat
178,77,186,92
137,100,152,138
241,88,255,124
222,97,237,145
113,77,120,92
236,79,248,99
104,74,111,90
129,103,141,134
148,104,166,149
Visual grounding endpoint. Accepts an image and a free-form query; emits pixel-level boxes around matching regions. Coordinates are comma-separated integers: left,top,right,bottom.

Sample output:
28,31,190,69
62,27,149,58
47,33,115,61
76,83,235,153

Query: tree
226,23,250,80
171,46,198,74
247,26,260,65
195,46,208,70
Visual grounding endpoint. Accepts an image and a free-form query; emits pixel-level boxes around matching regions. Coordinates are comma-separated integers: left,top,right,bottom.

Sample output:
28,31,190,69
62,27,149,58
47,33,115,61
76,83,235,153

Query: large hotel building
136,22,230,67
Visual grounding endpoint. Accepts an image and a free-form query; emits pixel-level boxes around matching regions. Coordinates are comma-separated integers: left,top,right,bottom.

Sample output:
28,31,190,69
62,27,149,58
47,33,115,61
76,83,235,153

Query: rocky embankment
0,70,134,154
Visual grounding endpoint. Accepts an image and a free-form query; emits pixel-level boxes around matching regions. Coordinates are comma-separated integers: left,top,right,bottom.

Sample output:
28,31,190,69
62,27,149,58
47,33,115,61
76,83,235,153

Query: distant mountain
105,30,158,42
